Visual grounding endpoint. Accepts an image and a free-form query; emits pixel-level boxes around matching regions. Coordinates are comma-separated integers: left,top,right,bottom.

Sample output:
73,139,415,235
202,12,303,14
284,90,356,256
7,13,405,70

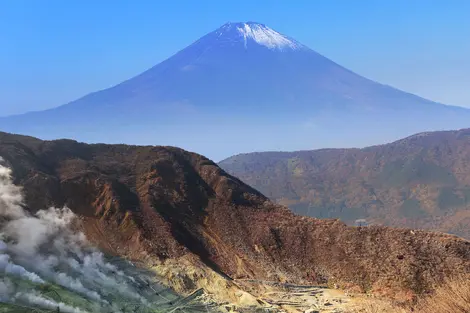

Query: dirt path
232,280,353,313
151,259,356,313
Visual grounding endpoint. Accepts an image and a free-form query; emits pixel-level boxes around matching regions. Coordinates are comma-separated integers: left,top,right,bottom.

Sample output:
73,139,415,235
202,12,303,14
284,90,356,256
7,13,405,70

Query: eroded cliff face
0,131,469,300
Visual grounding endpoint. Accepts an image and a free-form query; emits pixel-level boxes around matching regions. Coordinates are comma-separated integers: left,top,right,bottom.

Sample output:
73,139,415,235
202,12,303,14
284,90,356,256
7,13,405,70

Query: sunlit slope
220,128,470,239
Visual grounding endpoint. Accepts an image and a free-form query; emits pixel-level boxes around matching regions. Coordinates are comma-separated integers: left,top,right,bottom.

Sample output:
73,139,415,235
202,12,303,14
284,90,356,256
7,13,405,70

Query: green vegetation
379,158,456,187
463,188,470,205
0,272,211,313
220,132,470,239
287,157,304,177
437,187,465,211
0,274,98,313
399,198,428,218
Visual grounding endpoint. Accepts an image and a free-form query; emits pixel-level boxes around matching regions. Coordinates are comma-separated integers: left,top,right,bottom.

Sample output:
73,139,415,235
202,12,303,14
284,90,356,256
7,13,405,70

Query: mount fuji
2,22,469,160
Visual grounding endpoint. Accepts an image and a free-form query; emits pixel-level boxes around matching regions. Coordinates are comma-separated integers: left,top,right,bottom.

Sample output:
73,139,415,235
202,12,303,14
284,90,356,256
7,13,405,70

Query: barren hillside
0,131,469,303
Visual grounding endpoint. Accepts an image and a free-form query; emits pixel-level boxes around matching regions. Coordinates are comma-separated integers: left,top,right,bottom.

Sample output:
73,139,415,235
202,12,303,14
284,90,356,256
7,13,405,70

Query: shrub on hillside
417,276,470,313
351,275,470,313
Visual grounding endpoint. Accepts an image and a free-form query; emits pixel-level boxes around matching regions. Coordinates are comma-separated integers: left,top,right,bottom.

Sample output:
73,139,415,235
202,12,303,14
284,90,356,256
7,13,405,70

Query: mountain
1,22,470,160
0,131,469,303
219,128,470,239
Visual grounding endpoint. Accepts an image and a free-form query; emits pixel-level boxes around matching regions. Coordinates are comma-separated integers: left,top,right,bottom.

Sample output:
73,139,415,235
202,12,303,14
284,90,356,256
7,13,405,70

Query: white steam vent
0,160,213,312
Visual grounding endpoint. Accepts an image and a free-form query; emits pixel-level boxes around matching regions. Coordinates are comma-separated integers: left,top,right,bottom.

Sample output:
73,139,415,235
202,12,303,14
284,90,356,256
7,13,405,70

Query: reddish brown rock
0,131,469,298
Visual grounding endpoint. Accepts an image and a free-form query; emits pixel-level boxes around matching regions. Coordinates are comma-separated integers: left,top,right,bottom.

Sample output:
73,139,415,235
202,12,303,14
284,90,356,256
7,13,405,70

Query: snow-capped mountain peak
4,20,470,162
215,22,305,50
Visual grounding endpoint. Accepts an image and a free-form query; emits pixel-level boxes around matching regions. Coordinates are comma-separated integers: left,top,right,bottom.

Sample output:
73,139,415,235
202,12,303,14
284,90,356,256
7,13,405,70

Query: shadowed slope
0,131,469,301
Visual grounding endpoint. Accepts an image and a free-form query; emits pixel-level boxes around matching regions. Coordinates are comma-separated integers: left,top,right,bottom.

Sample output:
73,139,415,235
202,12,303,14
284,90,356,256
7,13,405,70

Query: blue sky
1,0,470,116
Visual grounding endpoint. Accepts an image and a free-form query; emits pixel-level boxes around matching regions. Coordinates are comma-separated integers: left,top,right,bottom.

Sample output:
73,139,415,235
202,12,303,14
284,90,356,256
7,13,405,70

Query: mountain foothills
0,131,469,306
220,128,470,239
1,22,470,160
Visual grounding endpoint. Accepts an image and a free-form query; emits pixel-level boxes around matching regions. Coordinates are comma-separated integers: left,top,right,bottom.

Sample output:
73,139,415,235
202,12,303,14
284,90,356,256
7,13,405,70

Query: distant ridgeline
0,131,469,301
220,128,470,239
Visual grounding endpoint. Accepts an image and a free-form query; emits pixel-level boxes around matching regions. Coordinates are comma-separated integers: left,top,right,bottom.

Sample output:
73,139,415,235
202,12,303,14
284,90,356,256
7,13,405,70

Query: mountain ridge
0,131,469,302
219,127,470,239
1,22,470,160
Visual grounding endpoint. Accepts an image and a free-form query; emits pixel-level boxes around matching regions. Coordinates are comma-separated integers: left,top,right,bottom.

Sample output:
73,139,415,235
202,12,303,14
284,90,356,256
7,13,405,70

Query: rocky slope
220,128,470,239
0,131,469,302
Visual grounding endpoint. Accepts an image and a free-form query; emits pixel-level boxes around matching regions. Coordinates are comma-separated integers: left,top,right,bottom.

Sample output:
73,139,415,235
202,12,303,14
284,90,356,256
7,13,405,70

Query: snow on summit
236,23,302,50
216,22,305,50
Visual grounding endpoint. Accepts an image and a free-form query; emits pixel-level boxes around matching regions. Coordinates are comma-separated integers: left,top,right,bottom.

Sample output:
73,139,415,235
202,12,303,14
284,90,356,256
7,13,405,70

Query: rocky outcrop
0,132,469,299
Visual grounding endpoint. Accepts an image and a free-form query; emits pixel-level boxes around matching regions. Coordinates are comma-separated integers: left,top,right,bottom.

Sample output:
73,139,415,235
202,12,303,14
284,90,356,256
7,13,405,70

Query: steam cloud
0,160,185,312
